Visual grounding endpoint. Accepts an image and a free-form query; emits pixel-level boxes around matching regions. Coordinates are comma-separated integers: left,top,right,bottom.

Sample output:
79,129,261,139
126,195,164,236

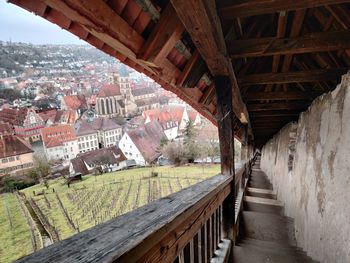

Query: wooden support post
214,76,235,242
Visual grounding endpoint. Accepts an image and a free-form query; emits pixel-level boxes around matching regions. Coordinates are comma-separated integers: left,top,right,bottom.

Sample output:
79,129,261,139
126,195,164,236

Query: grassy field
0,164,219,262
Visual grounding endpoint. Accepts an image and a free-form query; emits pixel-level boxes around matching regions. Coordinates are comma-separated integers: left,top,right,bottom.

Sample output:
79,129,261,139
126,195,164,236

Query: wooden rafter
218,0,350,18
280,9,306,91
247,101,308,111
171,0,250,125
228,31,350,58
243,91,321,101
238,68,347,86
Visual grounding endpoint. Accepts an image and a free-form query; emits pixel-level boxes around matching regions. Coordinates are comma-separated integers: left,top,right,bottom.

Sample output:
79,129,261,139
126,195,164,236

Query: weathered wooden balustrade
16,157,255,263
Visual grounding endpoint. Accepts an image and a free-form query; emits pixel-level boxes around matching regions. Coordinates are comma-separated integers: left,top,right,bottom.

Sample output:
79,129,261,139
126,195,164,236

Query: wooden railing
16,157,256,263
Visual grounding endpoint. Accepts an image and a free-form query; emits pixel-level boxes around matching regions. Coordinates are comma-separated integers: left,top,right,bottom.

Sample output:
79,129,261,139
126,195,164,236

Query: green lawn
0,194,39,263
0,164,220,262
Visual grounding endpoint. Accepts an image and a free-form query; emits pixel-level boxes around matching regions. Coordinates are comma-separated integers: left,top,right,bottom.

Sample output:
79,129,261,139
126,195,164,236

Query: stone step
246,187,277,199
233,244,317,263
239,238,306,254
242,211,296,246
244,195,284,215
248,179,273,190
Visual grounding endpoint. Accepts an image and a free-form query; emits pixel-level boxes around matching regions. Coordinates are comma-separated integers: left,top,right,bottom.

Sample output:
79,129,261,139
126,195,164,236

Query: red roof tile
63,95,87,111
71,147,126,175
41,124,77,148
0,122,14,136
0,135,33,158
98,83,121,97
127,121,165,162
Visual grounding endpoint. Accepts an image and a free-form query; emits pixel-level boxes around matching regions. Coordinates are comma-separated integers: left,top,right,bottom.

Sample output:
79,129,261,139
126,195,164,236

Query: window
16,156,20,160
9,157,15,162
2,158,8,163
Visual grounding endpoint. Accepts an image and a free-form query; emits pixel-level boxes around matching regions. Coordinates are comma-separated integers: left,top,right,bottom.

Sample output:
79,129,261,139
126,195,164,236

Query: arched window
101,99,105,115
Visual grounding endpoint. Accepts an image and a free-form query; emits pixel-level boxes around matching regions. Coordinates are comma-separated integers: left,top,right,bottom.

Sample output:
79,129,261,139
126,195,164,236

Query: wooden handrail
16,157,256,263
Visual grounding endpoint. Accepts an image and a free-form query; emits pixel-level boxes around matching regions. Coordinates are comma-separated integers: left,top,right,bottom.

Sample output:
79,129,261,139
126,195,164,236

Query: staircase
234,156,318,263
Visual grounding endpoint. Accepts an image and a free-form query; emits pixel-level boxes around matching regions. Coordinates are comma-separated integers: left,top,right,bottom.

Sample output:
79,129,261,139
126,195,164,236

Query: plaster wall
261,73,350,263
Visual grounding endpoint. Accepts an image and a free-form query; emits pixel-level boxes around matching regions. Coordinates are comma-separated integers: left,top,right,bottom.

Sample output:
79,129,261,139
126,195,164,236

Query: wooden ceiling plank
266,11,288,92
244,91,321,101
238,68,348,86
247,101,309,111
176,50,200,86
171,0,250,125
280,9,306,91
138,4,184,62
228,30,350,58
218,0,350,18
38,0,144,53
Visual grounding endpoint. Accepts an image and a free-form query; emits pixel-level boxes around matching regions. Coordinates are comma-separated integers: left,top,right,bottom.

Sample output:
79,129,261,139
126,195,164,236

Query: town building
96,72,159,118
41,124,79,161
75,117,122,152
74,121,99,153
0,122,15,136
69,147,127,175
143,109,178,140
119,121,166,165
132,87,160,112
60,95,88,116
0,107,45,142
188,109,202,126
96,72,137,117
162,105,189,131
0,134,34,175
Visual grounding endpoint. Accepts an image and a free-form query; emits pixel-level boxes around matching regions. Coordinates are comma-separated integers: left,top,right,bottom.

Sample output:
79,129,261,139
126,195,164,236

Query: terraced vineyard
0,164,219,262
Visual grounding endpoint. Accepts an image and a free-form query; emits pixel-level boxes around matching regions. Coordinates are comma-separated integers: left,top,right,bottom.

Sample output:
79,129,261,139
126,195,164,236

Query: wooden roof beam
247,101,309,111
280,9,306,91
228,31,350,58
238,68,348,86
218,0,350,18
244,91,321,101
138,4,184,63
171,0,250,125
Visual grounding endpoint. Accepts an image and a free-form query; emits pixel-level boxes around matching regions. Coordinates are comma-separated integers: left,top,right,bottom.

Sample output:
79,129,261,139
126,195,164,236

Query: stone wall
260,73,350,263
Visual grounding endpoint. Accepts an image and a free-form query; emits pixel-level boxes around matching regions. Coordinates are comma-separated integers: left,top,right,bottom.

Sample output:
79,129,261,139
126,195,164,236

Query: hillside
0,41,114,77
0,164,219,263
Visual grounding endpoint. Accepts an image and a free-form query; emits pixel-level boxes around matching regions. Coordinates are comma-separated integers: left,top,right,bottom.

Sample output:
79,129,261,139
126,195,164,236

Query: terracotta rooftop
98,83,121,97
41,124,77,148
127,121,166,162
0,135,33,158
131,87,156,97
91,117,121,131
0,122,15,136
0,108,29,126
63,95,88,111
71,147,126,175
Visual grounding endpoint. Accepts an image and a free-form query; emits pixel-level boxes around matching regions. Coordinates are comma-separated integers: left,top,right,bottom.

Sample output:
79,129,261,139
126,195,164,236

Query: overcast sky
0,0,85,44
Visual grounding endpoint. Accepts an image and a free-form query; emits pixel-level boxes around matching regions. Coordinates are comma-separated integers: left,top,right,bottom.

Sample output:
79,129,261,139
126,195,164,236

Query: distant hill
0,41,114,76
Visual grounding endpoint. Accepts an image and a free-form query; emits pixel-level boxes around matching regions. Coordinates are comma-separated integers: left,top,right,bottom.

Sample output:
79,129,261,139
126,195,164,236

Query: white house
143,110,178,140
75,118,122,151
70,147,127,175
119,121,165,165
41,124,79,161
162,105,189,131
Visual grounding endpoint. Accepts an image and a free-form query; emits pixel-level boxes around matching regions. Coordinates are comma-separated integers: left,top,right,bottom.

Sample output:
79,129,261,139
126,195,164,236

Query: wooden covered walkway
9,0,350,262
